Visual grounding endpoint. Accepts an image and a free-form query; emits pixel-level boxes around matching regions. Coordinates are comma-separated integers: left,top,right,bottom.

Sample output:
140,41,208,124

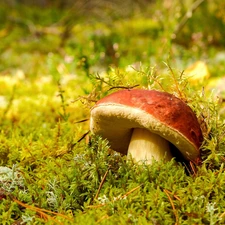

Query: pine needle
164,189,179,225
13,197,74,224
95,166,110,199
88,183,143,208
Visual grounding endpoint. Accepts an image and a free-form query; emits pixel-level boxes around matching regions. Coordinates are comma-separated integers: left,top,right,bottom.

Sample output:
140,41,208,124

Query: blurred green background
1,0,225,77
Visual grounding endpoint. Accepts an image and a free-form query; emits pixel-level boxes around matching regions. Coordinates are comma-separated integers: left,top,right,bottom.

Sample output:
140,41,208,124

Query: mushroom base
127,128,173,164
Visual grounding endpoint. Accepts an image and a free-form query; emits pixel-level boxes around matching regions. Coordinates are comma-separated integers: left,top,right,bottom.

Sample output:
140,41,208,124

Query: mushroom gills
127,128,173,164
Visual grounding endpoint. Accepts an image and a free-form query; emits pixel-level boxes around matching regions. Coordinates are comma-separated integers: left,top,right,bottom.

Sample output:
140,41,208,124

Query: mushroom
90,89,203,164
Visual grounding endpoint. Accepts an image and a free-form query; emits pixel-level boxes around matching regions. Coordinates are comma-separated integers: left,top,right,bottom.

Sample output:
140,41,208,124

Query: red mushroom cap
90,89,203,163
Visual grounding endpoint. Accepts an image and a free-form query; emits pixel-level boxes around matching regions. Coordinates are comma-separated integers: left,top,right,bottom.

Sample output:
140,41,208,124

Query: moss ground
0,1,225,224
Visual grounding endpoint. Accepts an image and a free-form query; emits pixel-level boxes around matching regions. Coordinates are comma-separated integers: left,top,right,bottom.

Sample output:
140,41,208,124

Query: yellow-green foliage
0,1,225,224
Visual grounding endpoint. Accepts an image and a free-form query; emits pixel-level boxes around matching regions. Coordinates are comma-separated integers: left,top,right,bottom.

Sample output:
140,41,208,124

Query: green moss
0,1,225,224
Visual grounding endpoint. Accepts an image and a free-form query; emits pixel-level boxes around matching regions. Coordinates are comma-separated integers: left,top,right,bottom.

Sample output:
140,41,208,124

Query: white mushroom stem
127,128,173,164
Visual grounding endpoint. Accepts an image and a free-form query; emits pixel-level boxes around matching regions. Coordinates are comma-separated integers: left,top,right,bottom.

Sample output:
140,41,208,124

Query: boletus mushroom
90,89,203,164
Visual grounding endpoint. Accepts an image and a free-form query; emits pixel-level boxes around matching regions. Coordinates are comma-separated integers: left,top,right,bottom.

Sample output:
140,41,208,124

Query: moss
0,1,225,224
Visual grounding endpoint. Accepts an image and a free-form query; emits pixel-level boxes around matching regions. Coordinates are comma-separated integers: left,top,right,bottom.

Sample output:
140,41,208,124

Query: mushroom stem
127,128,173,164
